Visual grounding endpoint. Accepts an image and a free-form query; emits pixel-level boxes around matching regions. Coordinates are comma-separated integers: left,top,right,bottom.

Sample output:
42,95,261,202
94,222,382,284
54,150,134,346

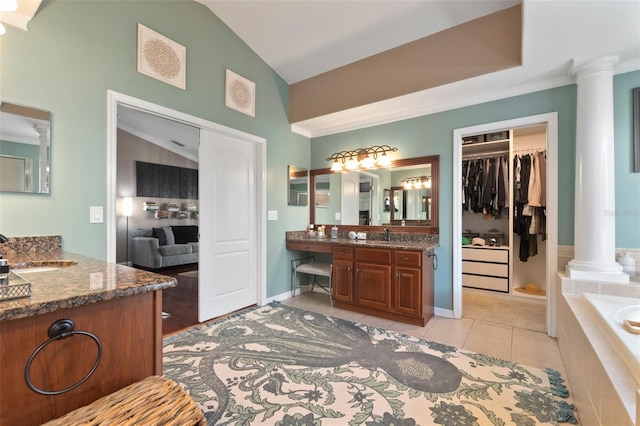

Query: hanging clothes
462,155,508,218
513,151,547,261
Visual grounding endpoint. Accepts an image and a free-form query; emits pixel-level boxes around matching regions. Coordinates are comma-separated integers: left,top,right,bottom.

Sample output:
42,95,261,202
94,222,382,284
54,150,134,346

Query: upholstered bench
42,375,205,425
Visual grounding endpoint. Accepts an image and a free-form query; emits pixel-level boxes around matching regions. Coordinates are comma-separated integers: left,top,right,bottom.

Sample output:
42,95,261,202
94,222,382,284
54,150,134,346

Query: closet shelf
512,290,546,301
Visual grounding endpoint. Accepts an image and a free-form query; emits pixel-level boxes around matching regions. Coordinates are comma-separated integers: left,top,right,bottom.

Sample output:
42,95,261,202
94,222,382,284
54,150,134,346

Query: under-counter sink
12,260,78,274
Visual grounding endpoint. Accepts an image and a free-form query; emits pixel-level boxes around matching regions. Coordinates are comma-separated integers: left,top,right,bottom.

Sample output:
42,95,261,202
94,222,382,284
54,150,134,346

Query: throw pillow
172,225,198,244
162,226,176,245
152,227,167,246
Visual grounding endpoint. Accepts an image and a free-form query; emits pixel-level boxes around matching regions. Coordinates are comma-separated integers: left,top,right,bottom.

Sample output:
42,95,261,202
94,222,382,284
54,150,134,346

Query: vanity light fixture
402,176,431,190
327,145,398,172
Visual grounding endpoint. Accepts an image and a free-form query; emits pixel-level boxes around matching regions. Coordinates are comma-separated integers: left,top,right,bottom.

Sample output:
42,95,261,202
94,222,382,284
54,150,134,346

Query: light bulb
330,161,343,172
360,156,375,169
413,181,422,189
345,157,358,170
377,153,391,167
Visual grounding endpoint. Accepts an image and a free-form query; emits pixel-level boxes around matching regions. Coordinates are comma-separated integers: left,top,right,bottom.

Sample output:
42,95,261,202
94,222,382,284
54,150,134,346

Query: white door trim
106,90,268,306
452,112,558,337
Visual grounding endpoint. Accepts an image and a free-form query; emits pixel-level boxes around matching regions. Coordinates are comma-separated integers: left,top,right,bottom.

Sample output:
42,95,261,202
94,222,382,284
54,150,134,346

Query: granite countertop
0,250,176,322
286,232,439,251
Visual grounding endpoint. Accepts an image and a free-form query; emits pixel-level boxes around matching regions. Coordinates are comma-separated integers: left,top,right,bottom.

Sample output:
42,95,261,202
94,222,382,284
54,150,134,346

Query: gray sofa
131,225,198,269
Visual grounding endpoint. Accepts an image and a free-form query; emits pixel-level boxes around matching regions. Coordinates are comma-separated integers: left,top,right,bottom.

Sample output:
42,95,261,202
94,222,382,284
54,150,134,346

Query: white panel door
341,172,360,225
198,128,258,322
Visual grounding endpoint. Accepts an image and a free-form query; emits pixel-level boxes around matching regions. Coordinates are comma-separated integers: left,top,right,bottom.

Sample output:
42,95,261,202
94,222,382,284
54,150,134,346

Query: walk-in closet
461,125,548,330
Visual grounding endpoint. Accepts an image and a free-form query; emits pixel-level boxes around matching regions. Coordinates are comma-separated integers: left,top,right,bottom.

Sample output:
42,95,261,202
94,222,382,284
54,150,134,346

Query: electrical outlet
356,232,367,240
267,210,278,221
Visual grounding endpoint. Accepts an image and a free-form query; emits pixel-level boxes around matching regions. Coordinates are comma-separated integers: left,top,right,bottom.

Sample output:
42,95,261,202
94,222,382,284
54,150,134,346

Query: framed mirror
0,101,51,194
288,164,308,206
310,155,439,232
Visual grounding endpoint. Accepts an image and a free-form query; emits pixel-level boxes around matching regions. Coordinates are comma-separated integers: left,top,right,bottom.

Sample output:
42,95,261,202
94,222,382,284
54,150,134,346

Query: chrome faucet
384,228,391,242
0,234,7,244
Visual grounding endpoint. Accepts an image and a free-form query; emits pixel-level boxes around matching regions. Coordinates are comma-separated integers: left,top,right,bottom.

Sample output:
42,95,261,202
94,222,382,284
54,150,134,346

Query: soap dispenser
331,226,338,239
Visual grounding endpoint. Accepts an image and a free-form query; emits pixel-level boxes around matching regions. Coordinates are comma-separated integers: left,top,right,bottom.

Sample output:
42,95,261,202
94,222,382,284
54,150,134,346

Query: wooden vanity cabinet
355,248,392,311
332,246,435,326
331,247,354,303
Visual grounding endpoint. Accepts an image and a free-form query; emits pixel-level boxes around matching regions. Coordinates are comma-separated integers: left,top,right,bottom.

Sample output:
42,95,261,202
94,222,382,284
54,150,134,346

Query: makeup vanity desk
286,232,438,326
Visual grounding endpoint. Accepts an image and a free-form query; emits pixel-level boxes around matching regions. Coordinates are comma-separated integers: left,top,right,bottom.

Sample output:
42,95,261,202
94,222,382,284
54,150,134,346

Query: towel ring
24,319,103,396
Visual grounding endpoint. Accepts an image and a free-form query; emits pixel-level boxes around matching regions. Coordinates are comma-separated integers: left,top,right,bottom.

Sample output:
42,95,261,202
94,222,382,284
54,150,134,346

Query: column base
566,259,629,283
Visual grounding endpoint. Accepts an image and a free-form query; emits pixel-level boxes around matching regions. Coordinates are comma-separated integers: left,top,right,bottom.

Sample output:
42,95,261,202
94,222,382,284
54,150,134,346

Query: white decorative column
566,55,628,283
34,124,49,193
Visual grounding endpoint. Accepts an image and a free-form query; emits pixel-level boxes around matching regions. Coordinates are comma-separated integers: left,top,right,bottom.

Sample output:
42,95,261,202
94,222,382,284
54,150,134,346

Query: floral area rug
163,303,576,425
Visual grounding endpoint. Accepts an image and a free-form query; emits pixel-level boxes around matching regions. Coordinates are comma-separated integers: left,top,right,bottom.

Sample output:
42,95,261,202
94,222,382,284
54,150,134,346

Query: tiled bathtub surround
558,272,639,425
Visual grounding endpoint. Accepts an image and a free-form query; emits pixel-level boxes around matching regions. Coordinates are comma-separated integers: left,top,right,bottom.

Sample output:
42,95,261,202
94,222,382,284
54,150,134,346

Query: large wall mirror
310,155,439,232
288,164,308,206
0,101,51,194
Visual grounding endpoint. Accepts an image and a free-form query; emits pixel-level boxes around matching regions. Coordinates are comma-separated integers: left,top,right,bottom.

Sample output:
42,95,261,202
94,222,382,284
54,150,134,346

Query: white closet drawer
462,261,508,278
462,247,508,263
462,274,509,292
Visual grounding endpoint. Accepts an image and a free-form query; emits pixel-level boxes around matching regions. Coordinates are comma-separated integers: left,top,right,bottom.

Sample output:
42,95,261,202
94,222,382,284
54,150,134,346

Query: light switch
267,210,278,221
90,206,104,223
335,212,341,220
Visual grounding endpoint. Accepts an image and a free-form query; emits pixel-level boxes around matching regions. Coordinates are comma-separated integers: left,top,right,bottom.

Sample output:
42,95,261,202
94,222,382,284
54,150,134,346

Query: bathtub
583,292,640,384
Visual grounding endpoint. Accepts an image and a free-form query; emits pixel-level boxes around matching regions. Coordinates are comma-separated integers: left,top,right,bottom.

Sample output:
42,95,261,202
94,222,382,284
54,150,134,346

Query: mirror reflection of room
312,158,436,228
288,165,308,206
0,101,51,194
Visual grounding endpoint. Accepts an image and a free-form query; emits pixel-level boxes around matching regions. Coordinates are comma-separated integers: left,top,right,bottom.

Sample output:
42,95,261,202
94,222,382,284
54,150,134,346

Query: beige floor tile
355,314,395,329
423,317,474,348
511,328,565,371
463,321,513,360
387,321,429,339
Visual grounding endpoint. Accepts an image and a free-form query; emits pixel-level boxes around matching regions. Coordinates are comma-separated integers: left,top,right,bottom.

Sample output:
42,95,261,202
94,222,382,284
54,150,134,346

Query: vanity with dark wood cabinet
287,234,437,326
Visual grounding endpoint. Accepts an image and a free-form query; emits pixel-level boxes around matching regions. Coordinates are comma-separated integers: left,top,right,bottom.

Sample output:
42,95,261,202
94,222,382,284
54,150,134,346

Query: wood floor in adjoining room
153,265,200,336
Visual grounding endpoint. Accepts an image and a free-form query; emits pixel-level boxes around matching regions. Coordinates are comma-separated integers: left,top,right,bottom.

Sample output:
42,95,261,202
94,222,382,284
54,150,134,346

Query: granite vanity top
0,250,176,322
286,231,439,251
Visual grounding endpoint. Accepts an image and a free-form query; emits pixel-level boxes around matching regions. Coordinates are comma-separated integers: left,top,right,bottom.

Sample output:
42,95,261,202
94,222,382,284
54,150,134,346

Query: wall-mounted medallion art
137,24,186,90
225,69,255,117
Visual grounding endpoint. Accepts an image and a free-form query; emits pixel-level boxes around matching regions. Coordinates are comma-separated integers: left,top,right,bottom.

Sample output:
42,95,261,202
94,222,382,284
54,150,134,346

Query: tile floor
282,289,579,422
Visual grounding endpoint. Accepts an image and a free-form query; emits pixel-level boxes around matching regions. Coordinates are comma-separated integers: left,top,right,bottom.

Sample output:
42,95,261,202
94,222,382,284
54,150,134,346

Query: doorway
106,90,267,322
452,113,558,336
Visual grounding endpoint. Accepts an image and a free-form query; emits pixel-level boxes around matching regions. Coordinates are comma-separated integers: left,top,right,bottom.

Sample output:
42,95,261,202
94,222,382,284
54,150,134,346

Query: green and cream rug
163,303,576,425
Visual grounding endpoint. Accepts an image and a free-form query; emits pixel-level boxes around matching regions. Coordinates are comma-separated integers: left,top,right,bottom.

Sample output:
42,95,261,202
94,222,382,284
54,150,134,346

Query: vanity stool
291,257,333,306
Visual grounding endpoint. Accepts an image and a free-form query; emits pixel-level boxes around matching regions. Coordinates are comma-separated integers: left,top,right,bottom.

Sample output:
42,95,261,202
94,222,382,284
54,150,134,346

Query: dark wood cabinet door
392,266,421,317
355,262,391,310
136,161,160,197
332,259,353,303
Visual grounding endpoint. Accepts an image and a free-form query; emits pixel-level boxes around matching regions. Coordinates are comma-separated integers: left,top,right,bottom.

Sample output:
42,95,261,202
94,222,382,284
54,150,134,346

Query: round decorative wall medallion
229,79,252,109
143,38,182,79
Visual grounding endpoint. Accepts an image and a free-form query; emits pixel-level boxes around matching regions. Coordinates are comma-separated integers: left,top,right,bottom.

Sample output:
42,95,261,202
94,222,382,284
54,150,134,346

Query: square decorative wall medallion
137,24,186,90
225,69,255,117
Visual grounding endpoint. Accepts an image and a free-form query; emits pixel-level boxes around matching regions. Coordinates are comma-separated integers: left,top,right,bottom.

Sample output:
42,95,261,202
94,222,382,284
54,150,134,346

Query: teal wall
0,0,309,298
613,71,640,247
312,71,639,310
